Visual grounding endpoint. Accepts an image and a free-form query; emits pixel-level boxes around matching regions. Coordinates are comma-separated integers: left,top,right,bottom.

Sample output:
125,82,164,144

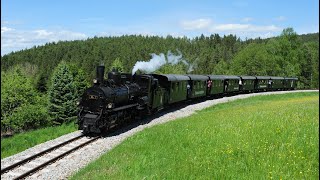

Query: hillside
298,32,319,43
1,29,319,90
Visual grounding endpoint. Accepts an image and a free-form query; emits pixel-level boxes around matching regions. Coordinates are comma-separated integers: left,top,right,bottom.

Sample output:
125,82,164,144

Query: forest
1,27,319,135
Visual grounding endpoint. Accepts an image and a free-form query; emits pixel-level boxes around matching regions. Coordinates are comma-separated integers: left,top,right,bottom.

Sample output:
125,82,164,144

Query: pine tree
69,64,90,98
48,61,77,124
110,58,124,72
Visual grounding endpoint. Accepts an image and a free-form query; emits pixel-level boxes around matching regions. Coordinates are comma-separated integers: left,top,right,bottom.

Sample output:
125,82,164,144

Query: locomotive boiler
77,66,152,133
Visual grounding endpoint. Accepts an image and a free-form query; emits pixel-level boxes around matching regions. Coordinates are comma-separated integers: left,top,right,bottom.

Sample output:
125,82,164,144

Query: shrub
1,103,50,132
1,67,37,120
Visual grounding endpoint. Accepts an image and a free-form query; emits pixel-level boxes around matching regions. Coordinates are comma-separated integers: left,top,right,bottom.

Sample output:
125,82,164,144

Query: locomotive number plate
88,95,98,99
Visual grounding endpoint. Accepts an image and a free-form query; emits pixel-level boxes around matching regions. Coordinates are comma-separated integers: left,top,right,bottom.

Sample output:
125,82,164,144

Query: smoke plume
132,50,192,75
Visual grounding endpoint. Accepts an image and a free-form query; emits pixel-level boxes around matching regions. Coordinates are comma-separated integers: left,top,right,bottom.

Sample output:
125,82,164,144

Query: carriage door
224,80,229,92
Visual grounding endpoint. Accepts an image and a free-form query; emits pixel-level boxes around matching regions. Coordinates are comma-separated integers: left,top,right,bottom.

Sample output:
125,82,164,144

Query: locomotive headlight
107,103,114,109
93,79,98,84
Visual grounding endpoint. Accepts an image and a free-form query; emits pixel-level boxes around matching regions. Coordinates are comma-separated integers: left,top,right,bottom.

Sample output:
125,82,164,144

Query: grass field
1,123,77,159
70,92,319,179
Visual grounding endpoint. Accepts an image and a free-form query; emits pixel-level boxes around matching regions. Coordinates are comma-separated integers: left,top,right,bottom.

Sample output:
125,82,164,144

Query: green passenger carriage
186,75,209,99
239,76,256,92
207,75,226,95
255,76,271,91
223,75,240,93
284,77,298,90
151,74,189,104
270,76,284,90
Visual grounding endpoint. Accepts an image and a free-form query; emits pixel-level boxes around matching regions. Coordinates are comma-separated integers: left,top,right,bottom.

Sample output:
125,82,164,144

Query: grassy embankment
1,123,77,159
71,92,319,179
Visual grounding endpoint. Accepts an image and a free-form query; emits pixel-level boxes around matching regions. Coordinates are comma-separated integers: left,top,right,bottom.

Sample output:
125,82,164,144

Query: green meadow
71,92,319,179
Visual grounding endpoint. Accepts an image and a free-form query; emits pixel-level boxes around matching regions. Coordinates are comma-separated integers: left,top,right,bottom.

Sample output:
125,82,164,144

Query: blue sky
1,0,319,55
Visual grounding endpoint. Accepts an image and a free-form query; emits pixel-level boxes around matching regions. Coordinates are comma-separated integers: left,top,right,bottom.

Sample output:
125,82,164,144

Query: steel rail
12,136,100,180
1,134,84,174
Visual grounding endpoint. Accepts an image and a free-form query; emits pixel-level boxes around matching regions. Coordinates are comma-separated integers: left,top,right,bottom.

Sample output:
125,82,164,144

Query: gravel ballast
1,90,318,179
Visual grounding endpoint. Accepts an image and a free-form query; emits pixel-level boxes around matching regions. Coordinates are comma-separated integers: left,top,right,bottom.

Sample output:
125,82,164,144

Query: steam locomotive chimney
96,65,105,83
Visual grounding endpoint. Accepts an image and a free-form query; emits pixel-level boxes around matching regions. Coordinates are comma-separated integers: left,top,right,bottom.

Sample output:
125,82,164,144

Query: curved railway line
1,134,100,180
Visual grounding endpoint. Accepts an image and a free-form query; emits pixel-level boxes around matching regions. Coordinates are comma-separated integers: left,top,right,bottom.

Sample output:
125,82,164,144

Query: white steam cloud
132,51,192,75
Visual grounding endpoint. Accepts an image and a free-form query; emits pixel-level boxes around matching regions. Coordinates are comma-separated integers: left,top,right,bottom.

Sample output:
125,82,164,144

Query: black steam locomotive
77,66,298,134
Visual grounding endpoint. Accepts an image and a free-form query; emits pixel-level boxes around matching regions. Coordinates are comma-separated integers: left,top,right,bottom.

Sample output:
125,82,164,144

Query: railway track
1,134,100,180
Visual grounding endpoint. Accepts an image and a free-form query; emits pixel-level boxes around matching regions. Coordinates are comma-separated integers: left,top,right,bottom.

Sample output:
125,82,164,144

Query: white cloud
1,26,14,33
259,32,277,39
179,18,282,39
180,18,212,30
210,24,281,32
275,16,286,21
1,27,87,55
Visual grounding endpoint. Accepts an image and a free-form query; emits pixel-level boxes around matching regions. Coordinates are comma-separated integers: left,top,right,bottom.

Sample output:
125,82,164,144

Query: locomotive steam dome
108,69,121,85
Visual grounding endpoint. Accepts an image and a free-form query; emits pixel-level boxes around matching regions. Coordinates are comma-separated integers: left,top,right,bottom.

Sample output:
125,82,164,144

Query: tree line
1,28,318,135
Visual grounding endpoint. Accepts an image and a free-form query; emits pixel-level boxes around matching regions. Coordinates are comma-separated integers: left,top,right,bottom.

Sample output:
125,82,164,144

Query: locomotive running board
110,103,138,112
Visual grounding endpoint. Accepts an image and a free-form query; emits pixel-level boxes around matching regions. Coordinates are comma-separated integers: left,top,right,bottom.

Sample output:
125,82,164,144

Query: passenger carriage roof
284,77,298,80
151,74,189,82
239,76,256,80
186,74,209,81
207,75,225,80
207,75,240,80
270,76,284,80
224,75,240,79
255,76,271,79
